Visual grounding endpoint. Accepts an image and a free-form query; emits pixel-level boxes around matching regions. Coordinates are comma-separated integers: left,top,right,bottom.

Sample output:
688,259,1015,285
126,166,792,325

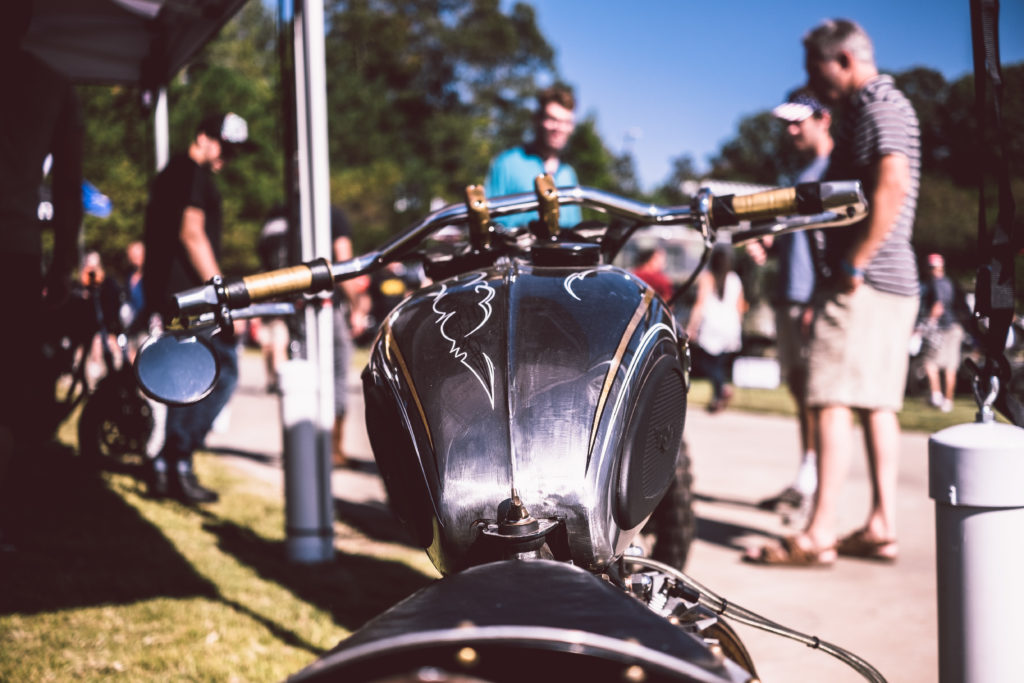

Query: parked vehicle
41,272,153,469
136,178,884,682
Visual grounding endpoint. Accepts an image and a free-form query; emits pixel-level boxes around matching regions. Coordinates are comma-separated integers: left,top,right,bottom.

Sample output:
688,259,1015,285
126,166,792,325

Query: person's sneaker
757,486,803,511
941,399,954,413
174,471,220,504
146,457,171,499
929,391,944,408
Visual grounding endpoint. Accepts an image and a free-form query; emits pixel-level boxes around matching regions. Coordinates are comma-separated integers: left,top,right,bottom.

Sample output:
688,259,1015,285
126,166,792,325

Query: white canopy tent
23,0,250,87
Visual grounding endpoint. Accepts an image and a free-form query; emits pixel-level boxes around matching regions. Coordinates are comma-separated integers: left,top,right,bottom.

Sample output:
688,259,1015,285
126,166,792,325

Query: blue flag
82,180,112,218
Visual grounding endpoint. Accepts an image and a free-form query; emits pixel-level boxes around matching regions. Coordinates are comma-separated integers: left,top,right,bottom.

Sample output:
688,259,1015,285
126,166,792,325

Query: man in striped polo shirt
746,19,920,566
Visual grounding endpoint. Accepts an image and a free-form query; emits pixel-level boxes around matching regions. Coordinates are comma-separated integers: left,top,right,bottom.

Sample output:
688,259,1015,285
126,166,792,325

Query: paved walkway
208,350,939,683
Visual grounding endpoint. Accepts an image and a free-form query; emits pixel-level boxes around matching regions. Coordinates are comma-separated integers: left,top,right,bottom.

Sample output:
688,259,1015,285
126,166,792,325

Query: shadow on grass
203,517,435,633
0,441,218,615
333,498,414,546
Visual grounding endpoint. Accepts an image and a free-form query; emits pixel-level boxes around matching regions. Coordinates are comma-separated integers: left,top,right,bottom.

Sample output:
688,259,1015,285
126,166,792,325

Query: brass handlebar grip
712,187,798,226
233,258,335,305
731,187,798,219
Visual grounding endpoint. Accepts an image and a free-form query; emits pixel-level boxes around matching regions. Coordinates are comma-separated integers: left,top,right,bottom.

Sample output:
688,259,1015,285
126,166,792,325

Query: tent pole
277,0,335,564
154,87,169,172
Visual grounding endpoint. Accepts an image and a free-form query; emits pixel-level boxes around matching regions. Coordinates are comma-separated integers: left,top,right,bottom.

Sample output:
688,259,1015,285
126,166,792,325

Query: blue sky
518,0,1024,190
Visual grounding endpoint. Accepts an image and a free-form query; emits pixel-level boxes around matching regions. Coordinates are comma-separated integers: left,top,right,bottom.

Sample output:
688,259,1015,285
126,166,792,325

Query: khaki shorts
806,285,919,411
775,303,810,381
923,323,964,372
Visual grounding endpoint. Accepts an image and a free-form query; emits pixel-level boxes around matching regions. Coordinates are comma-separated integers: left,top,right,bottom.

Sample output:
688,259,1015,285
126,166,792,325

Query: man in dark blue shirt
751,89,832,518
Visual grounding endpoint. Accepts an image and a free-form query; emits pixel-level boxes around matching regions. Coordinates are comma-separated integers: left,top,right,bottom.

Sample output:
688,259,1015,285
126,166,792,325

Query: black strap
969,0,1020,424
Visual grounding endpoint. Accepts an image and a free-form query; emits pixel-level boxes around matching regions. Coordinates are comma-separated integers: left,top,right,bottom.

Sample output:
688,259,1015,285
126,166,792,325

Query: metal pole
277,0,334,564
154,87,169,172
278,359,330,562
929,416,1024,683
298,0,336,479
144,86,171,463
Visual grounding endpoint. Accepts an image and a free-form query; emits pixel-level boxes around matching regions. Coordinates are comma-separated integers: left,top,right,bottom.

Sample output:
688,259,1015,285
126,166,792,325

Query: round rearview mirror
134,333,219,405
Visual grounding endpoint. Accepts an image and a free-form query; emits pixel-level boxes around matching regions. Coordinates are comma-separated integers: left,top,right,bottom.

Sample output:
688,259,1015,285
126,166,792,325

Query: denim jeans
693,347,734,402
163,334,238,455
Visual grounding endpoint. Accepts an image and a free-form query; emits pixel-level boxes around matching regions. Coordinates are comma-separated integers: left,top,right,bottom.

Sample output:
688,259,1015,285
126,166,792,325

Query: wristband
841,259,864,279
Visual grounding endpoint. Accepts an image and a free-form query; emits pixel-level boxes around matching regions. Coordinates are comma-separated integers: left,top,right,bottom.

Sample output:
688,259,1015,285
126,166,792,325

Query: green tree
322,0,561,247
563,117,617,191
77,86,153,270
707,111,801,185
650,154,699,205
893,67,950,174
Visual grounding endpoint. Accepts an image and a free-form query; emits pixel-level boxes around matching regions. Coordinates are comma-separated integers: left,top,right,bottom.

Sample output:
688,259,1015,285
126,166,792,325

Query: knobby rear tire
644,440,697,569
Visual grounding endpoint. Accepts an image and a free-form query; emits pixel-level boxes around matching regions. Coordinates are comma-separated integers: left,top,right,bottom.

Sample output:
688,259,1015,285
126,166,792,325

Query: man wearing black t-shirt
143,112,253,504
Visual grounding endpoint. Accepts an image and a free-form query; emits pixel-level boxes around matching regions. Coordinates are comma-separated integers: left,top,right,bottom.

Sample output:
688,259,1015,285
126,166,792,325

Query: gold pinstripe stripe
588,288,654,459
383,319,434,453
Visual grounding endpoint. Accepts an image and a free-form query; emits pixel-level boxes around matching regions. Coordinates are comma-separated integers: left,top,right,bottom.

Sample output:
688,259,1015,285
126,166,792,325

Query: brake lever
731,209,862,246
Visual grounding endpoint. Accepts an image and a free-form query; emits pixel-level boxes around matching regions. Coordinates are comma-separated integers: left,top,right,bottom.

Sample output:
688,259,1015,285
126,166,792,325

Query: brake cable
624,555,887,683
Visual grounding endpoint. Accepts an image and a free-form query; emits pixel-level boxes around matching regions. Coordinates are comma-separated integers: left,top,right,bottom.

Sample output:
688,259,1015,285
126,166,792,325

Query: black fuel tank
363,259,688,574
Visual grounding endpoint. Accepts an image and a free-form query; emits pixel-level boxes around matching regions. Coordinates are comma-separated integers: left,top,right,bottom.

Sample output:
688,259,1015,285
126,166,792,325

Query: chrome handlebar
173,180,867,320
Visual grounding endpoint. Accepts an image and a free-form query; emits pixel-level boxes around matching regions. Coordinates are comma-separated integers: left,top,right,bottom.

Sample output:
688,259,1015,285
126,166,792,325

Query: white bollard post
929,419,1024,683
278,359,334,564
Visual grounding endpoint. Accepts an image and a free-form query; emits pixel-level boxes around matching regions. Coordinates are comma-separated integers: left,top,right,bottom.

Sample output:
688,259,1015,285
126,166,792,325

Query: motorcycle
135,178,885,682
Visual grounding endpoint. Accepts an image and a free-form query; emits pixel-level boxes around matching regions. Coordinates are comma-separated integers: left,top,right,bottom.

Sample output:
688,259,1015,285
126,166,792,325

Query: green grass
0,430,437,682
686,378,998,433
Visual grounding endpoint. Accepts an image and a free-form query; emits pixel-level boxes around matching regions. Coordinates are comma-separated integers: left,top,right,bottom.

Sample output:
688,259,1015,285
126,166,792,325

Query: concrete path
208,350,939,683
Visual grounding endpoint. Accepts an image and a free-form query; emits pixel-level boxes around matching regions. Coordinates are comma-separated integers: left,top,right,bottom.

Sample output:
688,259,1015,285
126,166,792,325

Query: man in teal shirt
484,84,582,228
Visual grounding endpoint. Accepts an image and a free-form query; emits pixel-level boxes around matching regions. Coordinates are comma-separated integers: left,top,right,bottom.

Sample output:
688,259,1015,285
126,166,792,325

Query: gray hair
803,19,875,66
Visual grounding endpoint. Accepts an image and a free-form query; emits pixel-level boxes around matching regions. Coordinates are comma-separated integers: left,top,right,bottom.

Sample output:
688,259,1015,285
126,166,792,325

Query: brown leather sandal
742,535,836,567
836,529,899,563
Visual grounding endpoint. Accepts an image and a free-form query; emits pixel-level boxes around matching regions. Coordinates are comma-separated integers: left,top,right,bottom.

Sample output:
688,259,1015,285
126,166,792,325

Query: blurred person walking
746,19,920,566
360,261,427,345
749,88,833,517
256,207,292,394
918,253,963,412
123,242,146,326
0,2,83,549
632,247,674,302
330,207,369,468
686,245,747,414
142,112,254,504
71,250,124,388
